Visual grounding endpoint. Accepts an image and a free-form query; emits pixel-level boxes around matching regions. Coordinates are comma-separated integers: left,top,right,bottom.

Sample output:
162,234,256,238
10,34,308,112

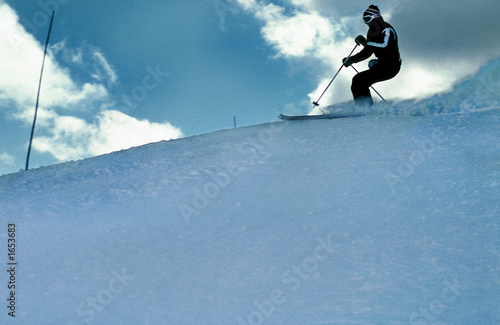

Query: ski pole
312,45,358,108
350,65,387,103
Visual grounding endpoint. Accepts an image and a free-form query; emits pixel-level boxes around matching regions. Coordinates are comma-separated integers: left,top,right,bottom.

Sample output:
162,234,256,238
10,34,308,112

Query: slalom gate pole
26,11,55,171
312,44,358,108
350,65,387,103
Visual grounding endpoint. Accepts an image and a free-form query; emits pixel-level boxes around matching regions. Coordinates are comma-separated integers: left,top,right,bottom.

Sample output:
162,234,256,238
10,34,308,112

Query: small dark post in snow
26,11,55,171
233,116,237,129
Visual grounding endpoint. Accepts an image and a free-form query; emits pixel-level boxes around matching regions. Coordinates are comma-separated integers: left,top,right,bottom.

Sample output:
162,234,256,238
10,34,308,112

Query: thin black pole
312,45,358,108
26,11,55,171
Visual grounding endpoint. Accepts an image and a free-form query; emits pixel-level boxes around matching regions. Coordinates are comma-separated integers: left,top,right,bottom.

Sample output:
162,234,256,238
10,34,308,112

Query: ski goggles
363,14,380,24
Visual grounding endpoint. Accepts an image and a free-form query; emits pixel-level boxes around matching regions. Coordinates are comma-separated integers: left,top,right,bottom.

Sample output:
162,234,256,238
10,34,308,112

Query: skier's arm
366,28,394,48
349,46,373,63
342,35,372,67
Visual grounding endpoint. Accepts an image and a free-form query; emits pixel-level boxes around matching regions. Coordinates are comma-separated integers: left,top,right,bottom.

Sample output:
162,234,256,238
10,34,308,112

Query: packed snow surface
0,60,499,324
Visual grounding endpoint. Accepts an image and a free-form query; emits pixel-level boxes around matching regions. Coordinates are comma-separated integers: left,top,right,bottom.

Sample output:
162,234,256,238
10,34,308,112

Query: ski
279,112,362,120
279,114,334,120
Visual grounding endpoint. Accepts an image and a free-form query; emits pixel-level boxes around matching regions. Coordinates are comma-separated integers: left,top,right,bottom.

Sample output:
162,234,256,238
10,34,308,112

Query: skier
342,5,401,106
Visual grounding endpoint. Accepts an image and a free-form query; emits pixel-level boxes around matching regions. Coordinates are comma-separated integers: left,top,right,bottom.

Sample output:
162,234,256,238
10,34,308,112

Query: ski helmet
363,5,381,24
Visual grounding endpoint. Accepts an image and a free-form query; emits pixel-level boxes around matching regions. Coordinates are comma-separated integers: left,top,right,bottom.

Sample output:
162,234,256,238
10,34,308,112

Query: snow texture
0,59,499,324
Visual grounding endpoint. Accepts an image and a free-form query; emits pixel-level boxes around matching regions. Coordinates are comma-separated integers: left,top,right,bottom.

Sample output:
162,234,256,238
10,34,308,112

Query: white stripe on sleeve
367,28,395,48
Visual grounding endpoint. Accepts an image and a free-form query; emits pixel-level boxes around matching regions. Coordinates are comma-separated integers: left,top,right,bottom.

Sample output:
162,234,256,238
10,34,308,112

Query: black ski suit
349,22,401,105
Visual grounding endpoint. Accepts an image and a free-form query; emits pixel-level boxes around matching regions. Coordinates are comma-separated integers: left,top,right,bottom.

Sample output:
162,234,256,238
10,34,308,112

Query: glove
355,35,367,46
342,57,353,67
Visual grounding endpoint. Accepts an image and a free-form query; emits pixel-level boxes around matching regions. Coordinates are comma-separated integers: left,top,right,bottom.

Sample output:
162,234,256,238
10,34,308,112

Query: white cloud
33,111,183,161
235,0,258,11
0,4,109,111
0,152,15,165
0,3,183,164
92,50,118,84
88,111,182,156
259,9,336,58
235,0,339,61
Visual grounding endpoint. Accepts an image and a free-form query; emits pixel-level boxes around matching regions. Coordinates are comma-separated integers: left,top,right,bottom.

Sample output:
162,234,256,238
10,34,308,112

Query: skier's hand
355,35,367,46
343,57,353,67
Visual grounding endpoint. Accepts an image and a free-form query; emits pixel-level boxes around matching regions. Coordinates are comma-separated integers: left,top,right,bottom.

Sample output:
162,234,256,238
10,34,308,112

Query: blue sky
1,0,499,175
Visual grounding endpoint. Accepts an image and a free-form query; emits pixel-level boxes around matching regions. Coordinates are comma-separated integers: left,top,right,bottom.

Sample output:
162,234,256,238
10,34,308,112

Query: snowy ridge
317,58,500,119
0,61,499,324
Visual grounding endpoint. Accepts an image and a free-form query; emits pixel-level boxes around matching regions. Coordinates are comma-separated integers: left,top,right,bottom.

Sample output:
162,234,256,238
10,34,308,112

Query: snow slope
0,60,499,324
